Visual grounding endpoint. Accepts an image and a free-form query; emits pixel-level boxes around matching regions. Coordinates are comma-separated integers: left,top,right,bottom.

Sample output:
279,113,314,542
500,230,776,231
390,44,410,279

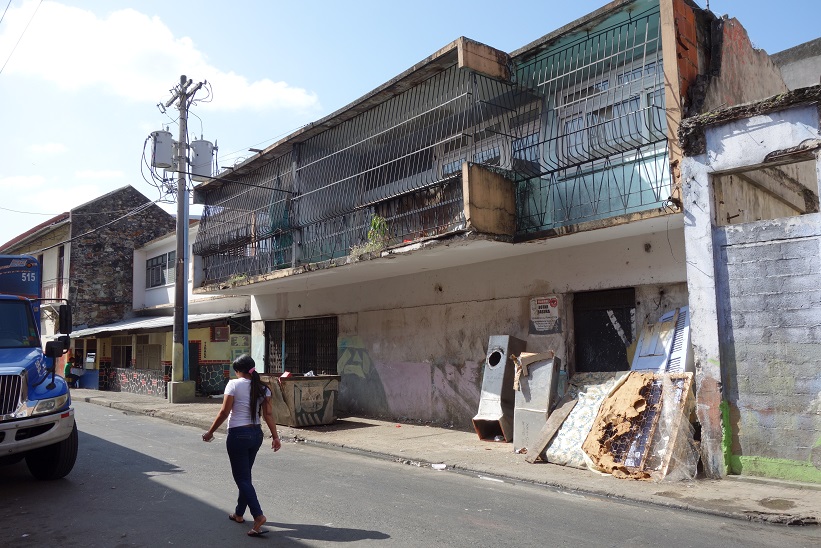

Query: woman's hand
272,437,281,452
202,431,214,442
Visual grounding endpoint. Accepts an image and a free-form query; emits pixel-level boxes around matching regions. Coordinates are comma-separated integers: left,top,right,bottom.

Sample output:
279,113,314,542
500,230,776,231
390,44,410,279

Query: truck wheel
25,422,78,480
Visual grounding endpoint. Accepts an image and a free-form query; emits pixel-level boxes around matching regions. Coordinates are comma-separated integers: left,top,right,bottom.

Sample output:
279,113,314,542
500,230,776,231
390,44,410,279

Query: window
265,317,338,375
57,246,65,299
146,251,176,288
557,59,663,167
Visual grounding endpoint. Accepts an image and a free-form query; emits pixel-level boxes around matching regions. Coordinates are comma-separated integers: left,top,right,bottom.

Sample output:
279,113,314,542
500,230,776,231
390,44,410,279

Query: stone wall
69,186,176,328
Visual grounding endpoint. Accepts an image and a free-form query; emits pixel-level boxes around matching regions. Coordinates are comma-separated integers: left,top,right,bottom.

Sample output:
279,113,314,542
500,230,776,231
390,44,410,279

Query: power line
26,199,162,255
0,0,14,25
0,0,42,76
0,204,168,217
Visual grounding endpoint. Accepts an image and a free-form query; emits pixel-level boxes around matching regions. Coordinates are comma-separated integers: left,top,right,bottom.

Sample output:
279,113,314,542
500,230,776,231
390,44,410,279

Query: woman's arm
261,396,281,452
202,395,234,442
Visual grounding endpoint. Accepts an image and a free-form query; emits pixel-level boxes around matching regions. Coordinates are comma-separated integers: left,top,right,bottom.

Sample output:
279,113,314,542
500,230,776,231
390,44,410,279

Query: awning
67,312,241,339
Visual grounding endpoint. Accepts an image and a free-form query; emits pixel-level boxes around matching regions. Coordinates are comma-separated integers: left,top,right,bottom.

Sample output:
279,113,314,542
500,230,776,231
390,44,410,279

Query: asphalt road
1,401,819,547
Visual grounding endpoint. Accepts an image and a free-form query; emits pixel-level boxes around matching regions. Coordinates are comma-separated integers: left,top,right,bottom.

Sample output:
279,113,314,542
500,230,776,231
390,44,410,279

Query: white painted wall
134,224,249,314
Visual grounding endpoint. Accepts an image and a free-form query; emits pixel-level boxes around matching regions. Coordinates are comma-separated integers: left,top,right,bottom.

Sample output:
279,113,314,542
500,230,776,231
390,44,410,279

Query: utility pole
164,74,204,403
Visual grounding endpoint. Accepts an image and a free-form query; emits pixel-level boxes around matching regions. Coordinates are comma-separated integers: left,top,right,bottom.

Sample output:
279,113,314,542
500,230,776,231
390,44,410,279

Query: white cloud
28,143,67,154
73,169,125,180
0,1,320,112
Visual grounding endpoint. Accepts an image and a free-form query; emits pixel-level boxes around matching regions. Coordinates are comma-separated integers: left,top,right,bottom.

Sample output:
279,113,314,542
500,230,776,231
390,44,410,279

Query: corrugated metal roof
68,312,239,339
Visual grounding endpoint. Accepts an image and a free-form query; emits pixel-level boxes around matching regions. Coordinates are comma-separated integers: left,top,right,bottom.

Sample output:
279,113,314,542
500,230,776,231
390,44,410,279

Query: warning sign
529,296,561,335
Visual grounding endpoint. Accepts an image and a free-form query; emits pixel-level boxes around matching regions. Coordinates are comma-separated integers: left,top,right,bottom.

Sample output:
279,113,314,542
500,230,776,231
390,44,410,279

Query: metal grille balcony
511,5,669,233
194,3,672,283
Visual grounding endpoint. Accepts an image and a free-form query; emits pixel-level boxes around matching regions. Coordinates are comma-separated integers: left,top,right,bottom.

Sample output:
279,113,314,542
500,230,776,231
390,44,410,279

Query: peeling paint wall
681,102,821,482
253,228,688,428
715,217,821,483
699,17,788,113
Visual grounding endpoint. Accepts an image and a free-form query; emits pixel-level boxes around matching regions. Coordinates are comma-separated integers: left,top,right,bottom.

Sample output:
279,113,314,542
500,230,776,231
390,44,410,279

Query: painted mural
337,335,483,428
337,336,389,417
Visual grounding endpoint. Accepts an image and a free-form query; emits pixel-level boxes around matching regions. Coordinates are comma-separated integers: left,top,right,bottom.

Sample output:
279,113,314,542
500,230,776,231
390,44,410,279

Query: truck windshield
0,300,40,348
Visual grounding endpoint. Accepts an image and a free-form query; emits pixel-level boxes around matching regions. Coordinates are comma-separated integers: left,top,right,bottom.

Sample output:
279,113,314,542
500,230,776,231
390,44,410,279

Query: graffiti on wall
432,360,482,427
337,336,389,416
100,364,170,398
337,335,483,428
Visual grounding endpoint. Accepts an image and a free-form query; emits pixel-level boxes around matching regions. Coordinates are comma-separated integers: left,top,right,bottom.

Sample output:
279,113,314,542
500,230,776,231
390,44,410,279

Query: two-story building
0,185,178,388
190,0,815,479
65,218,252,397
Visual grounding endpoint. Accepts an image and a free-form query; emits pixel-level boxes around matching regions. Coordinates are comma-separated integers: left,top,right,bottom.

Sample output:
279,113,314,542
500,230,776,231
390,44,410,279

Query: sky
1,0,819,248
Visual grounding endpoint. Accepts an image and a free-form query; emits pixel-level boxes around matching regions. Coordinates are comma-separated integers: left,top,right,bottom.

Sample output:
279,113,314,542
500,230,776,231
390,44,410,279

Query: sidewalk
71,389,820,526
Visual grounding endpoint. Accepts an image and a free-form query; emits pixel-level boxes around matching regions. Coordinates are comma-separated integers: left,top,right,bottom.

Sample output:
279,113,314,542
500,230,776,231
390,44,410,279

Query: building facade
190,0,810,479
0,185,178,388
681,86,821,483
66,220,252,397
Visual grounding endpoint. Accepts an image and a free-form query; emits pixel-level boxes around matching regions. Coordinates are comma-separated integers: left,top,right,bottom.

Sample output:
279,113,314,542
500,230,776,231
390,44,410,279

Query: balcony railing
194,3,671,284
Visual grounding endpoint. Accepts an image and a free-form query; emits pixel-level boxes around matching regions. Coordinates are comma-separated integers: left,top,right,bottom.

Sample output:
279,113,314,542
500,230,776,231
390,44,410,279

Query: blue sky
0,0,818,248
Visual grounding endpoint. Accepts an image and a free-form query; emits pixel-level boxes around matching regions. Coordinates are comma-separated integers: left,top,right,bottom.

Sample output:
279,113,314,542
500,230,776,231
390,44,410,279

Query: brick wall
715,215,821,467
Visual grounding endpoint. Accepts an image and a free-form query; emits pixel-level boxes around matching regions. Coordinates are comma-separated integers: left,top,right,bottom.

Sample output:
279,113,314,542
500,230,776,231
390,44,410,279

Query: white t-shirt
225,378,271,429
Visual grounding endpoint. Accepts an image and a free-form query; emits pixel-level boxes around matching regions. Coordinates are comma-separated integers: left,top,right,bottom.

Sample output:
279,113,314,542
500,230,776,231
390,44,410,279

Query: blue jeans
226,425,264,518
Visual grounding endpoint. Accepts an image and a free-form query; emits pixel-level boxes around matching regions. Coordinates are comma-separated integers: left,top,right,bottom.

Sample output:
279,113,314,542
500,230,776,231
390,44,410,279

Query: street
1,401,819,547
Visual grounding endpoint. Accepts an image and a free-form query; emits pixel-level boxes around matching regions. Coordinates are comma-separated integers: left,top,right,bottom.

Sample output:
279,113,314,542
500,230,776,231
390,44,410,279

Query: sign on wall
529,296,561,335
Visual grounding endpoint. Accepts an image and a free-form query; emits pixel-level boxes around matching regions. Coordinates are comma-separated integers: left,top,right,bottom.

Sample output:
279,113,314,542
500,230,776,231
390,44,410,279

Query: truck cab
0,255,77,480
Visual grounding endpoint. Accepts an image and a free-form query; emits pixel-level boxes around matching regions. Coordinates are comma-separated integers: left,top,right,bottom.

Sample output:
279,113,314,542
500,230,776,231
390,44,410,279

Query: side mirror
58,304,72,335
45,339,66,359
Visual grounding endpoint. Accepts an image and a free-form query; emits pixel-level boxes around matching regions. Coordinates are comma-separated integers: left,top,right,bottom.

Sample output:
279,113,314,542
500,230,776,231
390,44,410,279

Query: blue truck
0,254,77,479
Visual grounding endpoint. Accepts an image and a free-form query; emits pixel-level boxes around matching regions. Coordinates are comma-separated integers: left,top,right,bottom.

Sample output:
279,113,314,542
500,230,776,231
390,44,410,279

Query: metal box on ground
513,353,560,452
472,335,526,442
260,374,340,427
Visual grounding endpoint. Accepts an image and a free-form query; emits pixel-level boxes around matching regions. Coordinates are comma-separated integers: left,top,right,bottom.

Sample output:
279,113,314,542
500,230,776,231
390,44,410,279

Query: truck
0,254,77,480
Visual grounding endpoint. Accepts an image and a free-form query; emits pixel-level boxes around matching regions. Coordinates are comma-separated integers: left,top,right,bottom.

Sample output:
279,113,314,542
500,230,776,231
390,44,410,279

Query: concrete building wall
700,17,788,113
682,100,821,482
771,37,821,91
253,227,688,428
715,215,821,482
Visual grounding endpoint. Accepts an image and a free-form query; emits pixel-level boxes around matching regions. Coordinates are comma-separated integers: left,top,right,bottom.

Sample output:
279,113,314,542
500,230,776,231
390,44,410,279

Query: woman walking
203,354,281,537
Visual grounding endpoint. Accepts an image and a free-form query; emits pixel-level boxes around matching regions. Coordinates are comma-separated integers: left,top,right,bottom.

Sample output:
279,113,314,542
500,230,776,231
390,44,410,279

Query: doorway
573,288,635,372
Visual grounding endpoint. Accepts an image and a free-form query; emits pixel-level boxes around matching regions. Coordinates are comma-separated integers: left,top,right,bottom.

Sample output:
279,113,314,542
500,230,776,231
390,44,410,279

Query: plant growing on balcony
350,214,390,258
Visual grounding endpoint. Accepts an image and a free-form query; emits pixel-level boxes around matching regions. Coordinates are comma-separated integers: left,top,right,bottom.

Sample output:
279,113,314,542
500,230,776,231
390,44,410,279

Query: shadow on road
0,429,389,547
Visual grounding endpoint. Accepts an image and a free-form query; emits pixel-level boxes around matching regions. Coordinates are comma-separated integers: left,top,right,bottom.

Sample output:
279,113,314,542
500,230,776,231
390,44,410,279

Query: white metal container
190,139,214,181
150,130,173,169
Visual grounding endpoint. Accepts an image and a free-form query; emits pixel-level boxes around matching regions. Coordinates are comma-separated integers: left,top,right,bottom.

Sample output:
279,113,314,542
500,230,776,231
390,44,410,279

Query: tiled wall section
200,364,228,395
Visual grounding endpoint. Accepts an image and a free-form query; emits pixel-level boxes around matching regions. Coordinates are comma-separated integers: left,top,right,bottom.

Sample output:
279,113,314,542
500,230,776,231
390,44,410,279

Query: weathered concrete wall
254,227,688,428
715,216,821,482
771,37,821,91
699,17,788,114
681,101,821,482
463,164,516,236
69,186,176,328
712,161,818,226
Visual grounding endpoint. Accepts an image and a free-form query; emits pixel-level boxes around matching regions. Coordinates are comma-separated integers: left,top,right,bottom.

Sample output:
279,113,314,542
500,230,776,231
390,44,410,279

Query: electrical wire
28,199,162,255
0,0,42,75
0,0,13,25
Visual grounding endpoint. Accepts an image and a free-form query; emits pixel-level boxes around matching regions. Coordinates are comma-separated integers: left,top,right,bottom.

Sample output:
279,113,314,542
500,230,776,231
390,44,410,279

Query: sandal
228,513,245,523
247,529,268,537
